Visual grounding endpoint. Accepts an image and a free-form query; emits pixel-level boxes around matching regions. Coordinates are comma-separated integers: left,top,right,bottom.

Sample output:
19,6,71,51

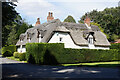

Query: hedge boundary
26,43,120,65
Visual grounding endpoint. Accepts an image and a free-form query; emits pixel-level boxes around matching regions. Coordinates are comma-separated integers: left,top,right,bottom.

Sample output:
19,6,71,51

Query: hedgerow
26,43,120,65
110,43,120,50
2,45,16,56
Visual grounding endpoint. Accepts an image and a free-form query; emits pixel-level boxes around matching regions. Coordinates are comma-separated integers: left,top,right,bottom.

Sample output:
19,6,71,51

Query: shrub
2,45,16,56
2,50,12,57
13,52,20,58
110,43,120,50
26,43,120,65
19,52,26,61
26,43,64,64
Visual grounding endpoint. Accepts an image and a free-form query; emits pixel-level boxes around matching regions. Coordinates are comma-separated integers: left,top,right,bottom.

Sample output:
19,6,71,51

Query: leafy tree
16,22,31,39
2,2,33,46
64,15,76,23
7,24,17,45
2,2,18,46
78,7,120,41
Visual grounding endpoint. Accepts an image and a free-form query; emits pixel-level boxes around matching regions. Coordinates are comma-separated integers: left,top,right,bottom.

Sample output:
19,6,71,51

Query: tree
2,2,18,46
78,7,120,42
7,24,17,45
16,22,30,39
64,15,76,23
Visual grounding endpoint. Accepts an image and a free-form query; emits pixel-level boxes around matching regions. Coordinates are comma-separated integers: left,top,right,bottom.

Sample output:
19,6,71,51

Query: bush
110,43,120,50
13,52,20,58
2,45,16,56
26,43,120,65
2,50,12,57
26,43,64,64
19,52,26,61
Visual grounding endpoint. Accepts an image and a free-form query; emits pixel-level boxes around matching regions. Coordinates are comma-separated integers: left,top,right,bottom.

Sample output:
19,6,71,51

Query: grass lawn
62,61,120,67
6,56,120,67
6,56,27,63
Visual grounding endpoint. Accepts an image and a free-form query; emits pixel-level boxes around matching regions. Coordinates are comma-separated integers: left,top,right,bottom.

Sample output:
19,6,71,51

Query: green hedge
13,52,20,58
19,52,26,61
110,43,120,50
13,52,26,61
2,45,16,56
2,50,12,57
26,43,64,64
26,43,120,65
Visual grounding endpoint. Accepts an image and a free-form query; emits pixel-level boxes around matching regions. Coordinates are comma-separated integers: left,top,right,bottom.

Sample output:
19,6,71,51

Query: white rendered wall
17,46,26,53
48,32,110,50
48,32,89,49
95,46,109,50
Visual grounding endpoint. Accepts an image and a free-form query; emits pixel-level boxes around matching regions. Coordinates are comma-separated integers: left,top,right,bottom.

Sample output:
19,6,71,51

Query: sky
15,0,120,26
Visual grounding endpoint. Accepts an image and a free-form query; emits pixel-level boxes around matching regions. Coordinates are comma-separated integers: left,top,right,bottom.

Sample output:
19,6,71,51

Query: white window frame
88,35,94,44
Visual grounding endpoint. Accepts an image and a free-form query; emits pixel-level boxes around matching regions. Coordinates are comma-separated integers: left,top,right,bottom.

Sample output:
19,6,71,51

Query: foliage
91,22,110,39
2,45,16,55
110,43,120,50
19,52,26,61
13,52,20,58
7,22,17,45
2,50,12,57
78,7,120,41
2,2,18,46
26,43,120,65
2,2,33,46
26,43,64,65
64,15,76,23
16,22,30,39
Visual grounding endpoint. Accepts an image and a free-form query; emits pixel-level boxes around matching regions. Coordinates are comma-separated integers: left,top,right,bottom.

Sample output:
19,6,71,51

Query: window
88,35,93,44
59,37,62,42
57,33,59,36
28,38,31,42
20,39,23,42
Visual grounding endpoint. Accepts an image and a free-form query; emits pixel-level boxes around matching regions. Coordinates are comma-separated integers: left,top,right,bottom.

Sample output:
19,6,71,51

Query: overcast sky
15,0,119,26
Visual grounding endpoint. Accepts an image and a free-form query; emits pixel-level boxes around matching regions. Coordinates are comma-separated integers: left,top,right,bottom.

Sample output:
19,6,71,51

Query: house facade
16,12,111,53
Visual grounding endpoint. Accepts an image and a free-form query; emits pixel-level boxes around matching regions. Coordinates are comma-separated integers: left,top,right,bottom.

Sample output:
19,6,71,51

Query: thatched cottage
16,12,110,53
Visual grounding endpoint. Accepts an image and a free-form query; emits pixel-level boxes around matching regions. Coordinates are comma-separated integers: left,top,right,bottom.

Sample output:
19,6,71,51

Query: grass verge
5,56,120,67
62,61,120,67
6,56,27,63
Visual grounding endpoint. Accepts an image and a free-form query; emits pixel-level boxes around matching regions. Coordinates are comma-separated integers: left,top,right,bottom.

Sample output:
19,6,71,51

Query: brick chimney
84,16,91,27
35,18,40,26
47,12,54,22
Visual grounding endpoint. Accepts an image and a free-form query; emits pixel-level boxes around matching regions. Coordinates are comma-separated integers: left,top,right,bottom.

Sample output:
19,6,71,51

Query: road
1,57,120,79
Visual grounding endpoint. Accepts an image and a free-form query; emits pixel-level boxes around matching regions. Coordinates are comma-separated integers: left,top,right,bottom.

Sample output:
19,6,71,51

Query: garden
1,43,120,67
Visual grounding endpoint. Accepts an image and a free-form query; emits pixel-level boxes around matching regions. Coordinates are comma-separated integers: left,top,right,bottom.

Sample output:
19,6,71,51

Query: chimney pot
84,16,91,27
47,12,54,22
35,18,40,26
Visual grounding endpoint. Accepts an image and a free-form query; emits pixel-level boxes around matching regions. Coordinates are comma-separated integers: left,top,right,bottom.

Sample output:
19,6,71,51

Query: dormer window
88,35,93,44
87,32,95,45
28,38,31,42
20,39,23,42
39,34,41,43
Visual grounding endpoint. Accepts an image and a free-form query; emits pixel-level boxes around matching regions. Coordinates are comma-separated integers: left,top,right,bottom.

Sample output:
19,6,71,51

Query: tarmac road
1,57,120,79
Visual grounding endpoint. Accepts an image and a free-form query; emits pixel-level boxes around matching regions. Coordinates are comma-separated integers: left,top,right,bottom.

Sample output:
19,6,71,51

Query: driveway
1,57,120,79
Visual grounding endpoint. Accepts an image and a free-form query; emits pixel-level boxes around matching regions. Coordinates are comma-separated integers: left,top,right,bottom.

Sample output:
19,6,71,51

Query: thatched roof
16,19,110,47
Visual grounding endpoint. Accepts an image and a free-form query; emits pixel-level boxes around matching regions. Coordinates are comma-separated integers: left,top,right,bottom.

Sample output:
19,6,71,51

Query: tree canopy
78,7,120,41
64,15,76,23
2,2,33,46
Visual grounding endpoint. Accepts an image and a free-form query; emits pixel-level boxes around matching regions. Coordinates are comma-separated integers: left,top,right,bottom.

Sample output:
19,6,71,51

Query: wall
48,32,110,50
48,32,89,49
17,45,26,53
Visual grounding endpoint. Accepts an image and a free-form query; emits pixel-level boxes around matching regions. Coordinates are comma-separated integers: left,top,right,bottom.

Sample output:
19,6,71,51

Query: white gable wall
17,45,26,53
48,32,110,50
48,32,88,49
